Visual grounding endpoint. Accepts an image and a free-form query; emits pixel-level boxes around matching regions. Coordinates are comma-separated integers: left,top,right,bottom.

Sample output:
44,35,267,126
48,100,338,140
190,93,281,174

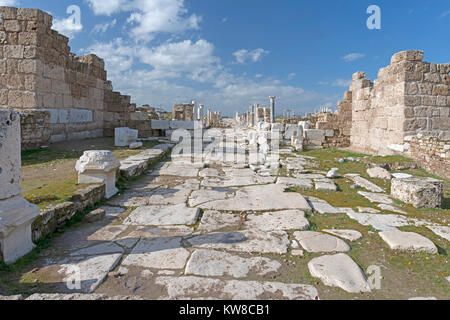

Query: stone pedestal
75,151,121,199
115,127,138,147
0,196,39,264
0,110,39,264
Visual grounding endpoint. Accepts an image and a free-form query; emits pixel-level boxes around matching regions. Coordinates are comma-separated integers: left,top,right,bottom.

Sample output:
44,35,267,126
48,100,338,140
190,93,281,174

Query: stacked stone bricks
0,6,156,148
349,50,449,155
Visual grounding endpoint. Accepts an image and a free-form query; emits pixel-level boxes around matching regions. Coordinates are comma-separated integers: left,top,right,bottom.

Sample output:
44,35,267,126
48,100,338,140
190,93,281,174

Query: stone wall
173,103,194,121
349,50,449,155
0,6,157,149
404,134,449,179
19,109,51,149
32,184,105,241
314,91,352,148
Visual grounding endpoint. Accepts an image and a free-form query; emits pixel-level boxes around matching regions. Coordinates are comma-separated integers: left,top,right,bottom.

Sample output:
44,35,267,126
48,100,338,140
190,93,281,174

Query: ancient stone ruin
0,109,39,263
0,5,448,301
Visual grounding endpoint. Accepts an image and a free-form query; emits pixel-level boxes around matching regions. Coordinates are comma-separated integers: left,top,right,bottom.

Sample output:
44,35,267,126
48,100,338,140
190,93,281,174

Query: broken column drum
75,151,121,199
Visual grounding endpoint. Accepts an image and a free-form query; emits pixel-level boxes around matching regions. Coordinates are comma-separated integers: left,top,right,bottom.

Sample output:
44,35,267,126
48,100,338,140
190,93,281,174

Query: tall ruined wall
0,6,155,148
349,50,449,155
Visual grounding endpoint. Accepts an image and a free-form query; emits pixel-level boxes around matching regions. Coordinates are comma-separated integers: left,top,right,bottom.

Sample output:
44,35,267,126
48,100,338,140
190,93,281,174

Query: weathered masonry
348,50,449,155
0,6,153,149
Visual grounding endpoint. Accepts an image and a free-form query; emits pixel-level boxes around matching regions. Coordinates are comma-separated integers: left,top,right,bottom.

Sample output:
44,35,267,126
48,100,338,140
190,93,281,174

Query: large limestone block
308,253,371,293
75,151,120,199
304,129,325,142
114,127,138,147
379,231,438,254
284,124,302,140
391,177,443,209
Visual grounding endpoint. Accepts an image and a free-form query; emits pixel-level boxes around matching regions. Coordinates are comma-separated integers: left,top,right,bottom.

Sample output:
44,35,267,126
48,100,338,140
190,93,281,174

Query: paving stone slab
58,253,123,293
185,230,290,254
188,188,235,207
294,231,350,253
121,237,190,269
185,249,281,278
124,204,200,226
345,174,385,193
155,276,319,300
315,181,337,191
378,204,408,215
87,225,128,242
150,163,199,177
308,253,371,293
245,210,310,231
70,242,124,257
322,229,363,241
276,177,313,189
346,211,409,231
126,226,194,238
197,184,311,211
427,226,450,241
199,168,221,177
307,197,341,214
358,191,394,204
379,231,438,254
197,210,241,233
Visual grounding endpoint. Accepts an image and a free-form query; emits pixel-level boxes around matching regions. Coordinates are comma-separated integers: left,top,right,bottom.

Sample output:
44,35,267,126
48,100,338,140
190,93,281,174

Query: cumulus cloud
92,19,117,34
0,0,19,6
233,48,269,64
86,0,201,42
342,53,365,62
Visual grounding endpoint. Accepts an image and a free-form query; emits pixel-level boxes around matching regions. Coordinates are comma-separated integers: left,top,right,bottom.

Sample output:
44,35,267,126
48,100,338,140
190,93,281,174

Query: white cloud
342,53,365,62
332,78,352,87
85,0,127,16
222,17,228,23
0,0,19,6
233,48,269,64
92,19,117,34
288,73,296,80
53,8,83,39
86,0,201,42
83,38,135,77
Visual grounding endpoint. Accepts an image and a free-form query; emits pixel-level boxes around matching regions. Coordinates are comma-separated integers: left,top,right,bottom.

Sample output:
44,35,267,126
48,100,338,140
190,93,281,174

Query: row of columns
239,96,276,128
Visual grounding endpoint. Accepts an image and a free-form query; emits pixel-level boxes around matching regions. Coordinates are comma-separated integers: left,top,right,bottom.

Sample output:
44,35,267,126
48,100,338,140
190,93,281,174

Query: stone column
254,104,259,127
269,96,276,123
0,110,39,264
198,104,204,122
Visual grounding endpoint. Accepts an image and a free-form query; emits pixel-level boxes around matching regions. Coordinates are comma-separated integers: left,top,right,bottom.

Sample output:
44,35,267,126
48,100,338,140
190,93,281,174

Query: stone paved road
9,124,448,300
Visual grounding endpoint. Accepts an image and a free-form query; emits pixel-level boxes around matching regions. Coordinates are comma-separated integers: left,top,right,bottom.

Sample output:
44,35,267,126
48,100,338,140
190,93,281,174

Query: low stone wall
32,184,105,241
19,109,51,150
405,134,449,179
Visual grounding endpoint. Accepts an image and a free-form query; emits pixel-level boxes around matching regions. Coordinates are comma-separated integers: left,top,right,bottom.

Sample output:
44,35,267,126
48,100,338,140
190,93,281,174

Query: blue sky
2,0,449,116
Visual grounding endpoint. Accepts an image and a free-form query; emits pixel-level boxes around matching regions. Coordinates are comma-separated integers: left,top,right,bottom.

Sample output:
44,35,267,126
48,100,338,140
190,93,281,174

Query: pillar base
0,195,39,264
